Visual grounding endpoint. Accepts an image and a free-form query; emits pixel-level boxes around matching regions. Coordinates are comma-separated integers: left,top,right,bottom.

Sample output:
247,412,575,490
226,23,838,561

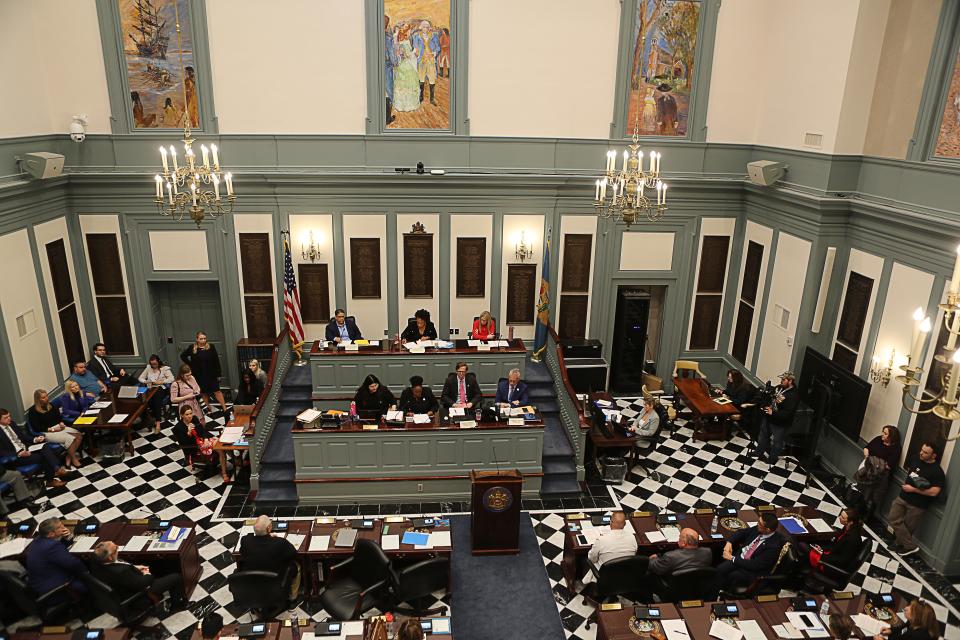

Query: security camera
69,115,88,143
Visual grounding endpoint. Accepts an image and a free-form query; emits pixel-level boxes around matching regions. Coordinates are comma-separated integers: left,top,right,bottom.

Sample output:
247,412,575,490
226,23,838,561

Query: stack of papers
220,427,246,444
645,530,667,543
778,517,808,535
709,619,743,640
807,518,833,533
286,533,306,550
737,620,767,640
432,618,451,634
413,414,431,424
73,416,96,425
0,537,30,558
149,537,185,551
786,612,829,638
662,620,692,640
82,409,100,416
386,410,404,421
70,536,99,553
308,535,330,552
108,413,129,423
381,534,400,550
430,530,452,547
772,623,803,639
852,613,890,636
296,408,322,424
121,535,153,552
90,401,112,409
404,341,435,350
662,527,681,543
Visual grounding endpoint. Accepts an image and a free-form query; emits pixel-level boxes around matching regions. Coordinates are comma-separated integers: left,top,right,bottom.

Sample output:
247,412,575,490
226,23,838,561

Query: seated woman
235,369,263,406
171,364,205,425
353,374,396,417
873,600,938,640
138,354,174,431
54,380,94,424
398,375,439,416
806,506,863,573
627,398,660,447
723,369,753,406
401,309,438,343
248,358,268,388
28,389,82,469
472,311,496,341
172,405,219,464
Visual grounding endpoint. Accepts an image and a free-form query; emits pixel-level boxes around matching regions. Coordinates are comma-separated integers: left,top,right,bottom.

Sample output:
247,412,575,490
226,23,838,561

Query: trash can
600,455,628,485
100,433,125,461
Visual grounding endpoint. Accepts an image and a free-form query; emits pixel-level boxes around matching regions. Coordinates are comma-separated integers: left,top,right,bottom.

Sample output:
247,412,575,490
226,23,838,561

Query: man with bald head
91,540,185,611
647,526,713,597
238,515,300,599
584,511,638,584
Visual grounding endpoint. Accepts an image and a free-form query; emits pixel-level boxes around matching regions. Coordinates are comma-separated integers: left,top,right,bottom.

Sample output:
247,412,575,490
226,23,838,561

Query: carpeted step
279,388,312,403
258,464,295,483
541,415,573,458
542,458,576,475
527,384,555,398
277,402,312,418
539,475,582,497
523,359,553,385
535,399,559,414
281,365,312,389
254,484,298,503
261,418,295,464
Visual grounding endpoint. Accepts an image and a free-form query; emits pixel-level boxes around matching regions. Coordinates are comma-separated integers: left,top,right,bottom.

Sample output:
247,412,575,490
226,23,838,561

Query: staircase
254,364,311,504
526,357,582,498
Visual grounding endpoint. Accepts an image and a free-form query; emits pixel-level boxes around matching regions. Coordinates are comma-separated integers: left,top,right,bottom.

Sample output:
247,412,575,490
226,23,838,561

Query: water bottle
819,599,830,617
349,401,357,422
475,406,482,422
711,515,719,534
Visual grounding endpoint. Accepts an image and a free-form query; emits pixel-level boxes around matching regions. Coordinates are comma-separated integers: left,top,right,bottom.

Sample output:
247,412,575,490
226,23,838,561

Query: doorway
148,281,227,384
609,286,665,394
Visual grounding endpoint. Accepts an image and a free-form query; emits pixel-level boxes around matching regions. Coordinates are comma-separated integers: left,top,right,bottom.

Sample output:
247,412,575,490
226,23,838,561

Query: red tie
742,535,764,560
459,378,466,404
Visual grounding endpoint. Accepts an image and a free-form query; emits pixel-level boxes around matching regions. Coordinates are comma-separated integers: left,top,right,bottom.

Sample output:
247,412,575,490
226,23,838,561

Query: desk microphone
492,445,502,475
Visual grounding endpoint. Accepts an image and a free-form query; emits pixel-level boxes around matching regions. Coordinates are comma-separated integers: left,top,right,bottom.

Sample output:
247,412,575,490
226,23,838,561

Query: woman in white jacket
139,354,174,432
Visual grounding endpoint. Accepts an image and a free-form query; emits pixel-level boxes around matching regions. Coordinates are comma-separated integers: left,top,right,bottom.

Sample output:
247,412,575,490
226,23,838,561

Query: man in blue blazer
325,309,363,343
495,368,530,406
716,511,786,590
26,517,88,602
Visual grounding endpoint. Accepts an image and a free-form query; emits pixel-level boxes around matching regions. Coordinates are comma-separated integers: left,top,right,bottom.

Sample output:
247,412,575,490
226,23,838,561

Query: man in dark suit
86,343,136,386
647,527,713,598
495,368,529,406
716,511,786,590
25,518,87,602
0,408,67,488
238,515,300,598
325,309,363,343
91,540,185,610
398,376,439,415
441,362,482,409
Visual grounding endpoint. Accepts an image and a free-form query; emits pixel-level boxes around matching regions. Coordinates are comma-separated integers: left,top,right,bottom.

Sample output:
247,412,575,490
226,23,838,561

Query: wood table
71,386,158,455
12,631,131,640
673,376,740,441
188,621,283,640
596,603,682,640
212,413,251,482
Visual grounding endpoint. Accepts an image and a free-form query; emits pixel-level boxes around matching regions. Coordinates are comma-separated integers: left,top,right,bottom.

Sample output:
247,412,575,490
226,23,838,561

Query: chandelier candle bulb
154,175,162,198
170,146,178,171
187,149,195,171
910,307,925,361
622,150,628,172
662,183,667,204
595,180,600,201
656,152,661,173
191,183,197,206
649,152,655,172
912,317,932,365
210,144,219,170
950,245,960,295
201,145,209,169
225,173,233,196
948,350,960,403
166,182,173,205
159,147,168,173
948,312,960,351
212,174,220,200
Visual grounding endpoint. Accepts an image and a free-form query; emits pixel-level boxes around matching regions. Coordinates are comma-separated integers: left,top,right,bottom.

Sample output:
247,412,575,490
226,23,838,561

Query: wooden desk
188,622,282,640
679,600,777,639
596,603,682,640
273,616,452,640
673,377,739,441
212,414,252,482
72,387,157,455
12,631,131,640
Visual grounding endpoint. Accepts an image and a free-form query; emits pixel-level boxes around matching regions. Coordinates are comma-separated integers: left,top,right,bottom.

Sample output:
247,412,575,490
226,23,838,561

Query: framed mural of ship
119,0,199,129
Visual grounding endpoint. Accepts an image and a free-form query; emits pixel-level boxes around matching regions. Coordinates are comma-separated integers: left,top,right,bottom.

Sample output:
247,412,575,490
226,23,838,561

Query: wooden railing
249,327,291,491
544,326,591,480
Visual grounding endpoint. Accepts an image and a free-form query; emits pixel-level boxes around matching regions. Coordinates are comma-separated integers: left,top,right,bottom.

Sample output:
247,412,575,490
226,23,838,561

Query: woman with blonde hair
28,389,83,468
55,380,94,423
472,310,496,341
180,331,227,414
874,600,939,640
248,358,268,388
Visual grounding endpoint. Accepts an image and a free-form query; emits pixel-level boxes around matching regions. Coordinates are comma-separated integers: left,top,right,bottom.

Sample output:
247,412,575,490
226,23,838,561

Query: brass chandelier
594,84,668,228
152,0,234,227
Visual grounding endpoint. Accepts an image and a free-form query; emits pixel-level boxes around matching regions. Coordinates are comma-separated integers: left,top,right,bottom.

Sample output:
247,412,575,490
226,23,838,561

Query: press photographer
752,371,799,465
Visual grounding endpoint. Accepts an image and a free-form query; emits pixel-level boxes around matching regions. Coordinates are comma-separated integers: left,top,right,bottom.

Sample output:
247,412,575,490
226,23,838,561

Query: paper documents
432,618,451,634
709,619,743,640
645,530,667,543
297,409,322,423
0,537,30,558
807,518,833,533
449,407,465,417
70,536,99,553
413,414,431,424
430,530,452,547
90,401,111,409
736,619,767,640
852,613,890,636
309,535,330,552
662,620,692,640
73,416,96,425
386,410,403,421
663,527,681,543
286,533,305,550
121,535,152,552
219,427,245,444
380,534,400,550
771,624,803,639
108,413,128,423
83,409,101,416
786,612,828,637
28,443,45,452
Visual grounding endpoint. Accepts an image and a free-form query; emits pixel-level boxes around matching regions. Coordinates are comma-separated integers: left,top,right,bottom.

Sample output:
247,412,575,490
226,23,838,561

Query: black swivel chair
389,556,450,617
0,570,76,625
318,538,394,620
80,572,156,630
228,567,293,620
804,539,872,594
581,555,649,629
629,404,666,480
656,567,719,602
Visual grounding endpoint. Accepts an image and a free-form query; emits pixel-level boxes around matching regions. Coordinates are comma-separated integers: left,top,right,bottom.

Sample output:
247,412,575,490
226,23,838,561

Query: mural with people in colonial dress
935,50,960,158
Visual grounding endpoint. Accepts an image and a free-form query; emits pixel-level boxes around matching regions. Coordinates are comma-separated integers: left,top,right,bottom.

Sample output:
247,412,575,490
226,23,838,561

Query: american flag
283,238,304,346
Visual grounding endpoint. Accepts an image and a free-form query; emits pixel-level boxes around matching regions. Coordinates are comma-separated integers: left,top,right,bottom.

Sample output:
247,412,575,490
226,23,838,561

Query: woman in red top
472,310,496,340
807,506,863,572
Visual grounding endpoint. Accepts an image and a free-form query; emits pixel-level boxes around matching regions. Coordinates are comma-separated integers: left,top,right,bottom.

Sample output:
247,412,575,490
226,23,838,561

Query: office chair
389,556,450,617
581,555,649,629
176,441,219,483
629,406,665,481
318,538,394,620
656,567,719,601
0,455,45,494
80,572,157,630
804,539,872,594
0,570,76,625
228,567,293,620
730,541,801,597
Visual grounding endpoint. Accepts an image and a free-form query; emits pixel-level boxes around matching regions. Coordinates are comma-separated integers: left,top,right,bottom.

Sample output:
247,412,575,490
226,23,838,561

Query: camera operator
752,371,799,465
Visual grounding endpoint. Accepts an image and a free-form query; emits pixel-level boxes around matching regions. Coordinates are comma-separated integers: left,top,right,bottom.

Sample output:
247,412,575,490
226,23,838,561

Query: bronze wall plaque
562,234,593,293
456,237,486,298
559,294,588,340
85,234,125,295
239,233,273,294
403,234,434,298
298,263,331,324
96,297,134,354
350,238,382,299
836,271,874,349
244,295,277,341
45,239,74,309
506,264,536,324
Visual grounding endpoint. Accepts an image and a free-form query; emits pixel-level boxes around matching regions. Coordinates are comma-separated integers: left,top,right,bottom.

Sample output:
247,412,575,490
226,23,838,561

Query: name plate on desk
408,347,426,354
362,424,378,430
477,344,491,351
345,344,359,352
600,603,623,611
679,600,703,609
832,591,854,600
757,504,775,511
508,417,524,426
459,420,477,428
755,594,779,603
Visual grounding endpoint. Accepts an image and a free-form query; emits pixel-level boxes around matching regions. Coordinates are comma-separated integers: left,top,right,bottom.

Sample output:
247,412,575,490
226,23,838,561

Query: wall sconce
515,230,534,262
301,231,323,262
870,349,896,387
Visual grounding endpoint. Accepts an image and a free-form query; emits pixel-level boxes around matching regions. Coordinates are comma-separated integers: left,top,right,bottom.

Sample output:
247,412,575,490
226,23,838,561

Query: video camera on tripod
754,381,779,409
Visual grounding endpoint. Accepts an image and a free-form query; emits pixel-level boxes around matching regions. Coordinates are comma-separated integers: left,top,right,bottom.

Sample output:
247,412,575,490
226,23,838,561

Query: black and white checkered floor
3,398,960,640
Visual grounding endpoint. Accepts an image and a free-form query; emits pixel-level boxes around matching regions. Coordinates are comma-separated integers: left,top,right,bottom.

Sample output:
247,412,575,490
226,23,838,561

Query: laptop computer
117,385,139,399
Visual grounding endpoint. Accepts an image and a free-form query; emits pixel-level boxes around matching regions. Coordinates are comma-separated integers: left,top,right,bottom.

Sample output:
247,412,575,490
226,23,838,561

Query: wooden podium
470,469,522,555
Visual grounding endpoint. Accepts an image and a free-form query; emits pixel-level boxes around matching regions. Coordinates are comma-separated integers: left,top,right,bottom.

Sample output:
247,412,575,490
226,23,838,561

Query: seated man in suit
398,375,439,416
92,540,186,611
495,368,529,406
325,308,363,343
441,361,482,410
648,527,713,597
401,309,438,343
0,408,68,488
68,360,107,396
583,511,637,585
716,511,786,591
25,518,87,602
0,468,36,515
87,343,136,387
238,515,300,598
